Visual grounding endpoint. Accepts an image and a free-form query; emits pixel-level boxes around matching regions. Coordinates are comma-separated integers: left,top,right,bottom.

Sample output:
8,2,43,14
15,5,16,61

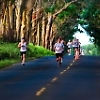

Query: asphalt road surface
0,55,100,100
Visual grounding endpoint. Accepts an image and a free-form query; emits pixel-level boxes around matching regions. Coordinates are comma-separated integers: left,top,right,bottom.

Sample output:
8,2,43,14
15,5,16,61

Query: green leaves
57,4,77,19
58,11,69,19
67,4,76,12
77,0,100,47
45,5,56,13
82,44,100,55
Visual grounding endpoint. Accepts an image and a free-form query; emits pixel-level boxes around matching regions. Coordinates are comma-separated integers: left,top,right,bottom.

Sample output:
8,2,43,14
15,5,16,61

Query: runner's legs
56,53,62,67
20,52,26,65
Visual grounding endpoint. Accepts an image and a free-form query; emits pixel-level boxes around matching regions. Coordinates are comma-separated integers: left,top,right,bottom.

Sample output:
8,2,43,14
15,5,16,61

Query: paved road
0,55,100,100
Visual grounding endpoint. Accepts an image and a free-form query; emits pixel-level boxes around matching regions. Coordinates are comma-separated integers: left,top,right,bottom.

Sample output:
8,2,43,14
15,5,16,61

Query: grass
0,42,54,69
0,59,20,69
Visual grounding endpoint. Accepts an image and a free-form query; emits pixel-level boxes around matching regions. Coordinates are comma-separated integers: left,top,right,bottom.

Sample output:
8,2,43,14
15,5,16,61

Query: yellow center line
70,63,73,66
73,60,75,63
36,87,46,96
51,77,58,82
36,60,76,96
64,69,66,72
67,66,70,69
60,72,64,75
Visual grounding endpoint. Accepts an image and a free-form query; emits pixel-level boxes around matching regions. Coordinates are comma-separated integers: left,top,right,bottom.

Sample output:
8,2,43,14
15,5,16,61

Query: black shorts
73,47,78,50
68,48,71,50
56,53,63,58
20,51,26,56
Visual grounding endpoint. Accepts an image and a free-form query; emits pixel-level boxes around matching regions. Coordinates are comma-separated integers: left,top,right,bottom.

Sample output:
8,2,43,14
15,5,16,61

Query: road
0,55,100,100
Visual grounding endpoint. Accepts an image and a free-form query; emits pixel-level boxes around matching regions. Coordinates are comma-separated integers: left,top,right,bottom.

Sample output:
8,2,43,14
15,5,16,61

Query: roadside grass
0,59,20,69
0,42,54,69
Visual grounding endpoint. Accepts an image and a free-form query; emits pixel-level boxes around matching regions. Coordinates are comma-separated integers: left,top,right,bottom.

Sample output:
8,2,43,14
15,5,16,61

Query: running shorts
56,53,63,58
20,51,26,56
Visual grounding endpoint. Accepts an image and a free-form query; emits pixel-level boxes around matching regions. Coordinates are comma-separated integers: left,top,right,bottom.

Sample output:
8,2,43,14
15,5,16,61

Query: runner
60,37,65,63
77,39,81,55
54,37,64,67
72,38,79,56
18,38,27,65
72,38,81,59
74,48,79,60
67,40,72,55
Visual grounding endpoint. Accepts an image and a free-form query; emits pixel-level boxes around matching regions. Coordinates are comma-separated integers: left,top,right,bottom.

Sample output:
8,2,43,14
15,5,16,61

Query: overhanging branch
53,0,77,18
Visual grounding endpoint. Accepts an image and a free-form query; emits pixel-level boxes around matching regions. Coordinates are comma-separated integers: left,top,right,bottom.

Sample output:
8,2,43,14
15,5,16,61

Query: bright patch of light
73,24,92,46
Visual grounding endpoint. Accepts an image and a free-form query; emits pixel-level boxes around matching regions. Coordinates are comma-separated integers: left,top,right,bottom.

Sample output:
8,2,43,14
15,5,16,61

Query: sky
73,25,92,46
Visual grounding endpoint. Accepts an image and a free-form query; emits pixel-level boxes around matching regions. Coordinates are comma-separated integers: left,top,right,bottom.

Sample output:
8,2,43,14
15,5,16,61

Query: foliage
78,0,100,47
0,42,54,68
27,43,54,58
0,43,19,60
82,44,100,56
45,5,56,14
0,59,19,69
55,2,81,42
0,42,54,60
0,0,100,50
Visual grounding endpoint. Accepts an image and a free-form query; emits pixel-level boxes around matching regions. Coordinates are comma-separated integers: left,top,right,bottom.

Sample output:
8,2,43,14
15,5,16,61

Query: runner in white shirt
60,38,65,63
67,40,72,55
54,38,64,67
18,38,27,65
72,38,79,49
72,38,80,58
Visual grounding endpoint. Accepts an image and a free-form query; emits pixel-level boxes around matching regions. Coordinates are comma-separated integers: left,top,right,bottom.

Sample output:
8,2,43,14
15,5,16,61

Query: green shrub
27,44,54,57
0,43,19,60
0,42,54,60
0,42,54,68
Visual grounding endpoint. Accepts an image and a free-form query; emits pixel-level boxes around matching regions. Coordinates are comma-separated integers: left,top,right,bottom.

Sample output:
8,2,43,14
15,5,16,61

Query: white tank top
20,42,27,52
67,42,72,48
54,43,64,53
73,41,78,47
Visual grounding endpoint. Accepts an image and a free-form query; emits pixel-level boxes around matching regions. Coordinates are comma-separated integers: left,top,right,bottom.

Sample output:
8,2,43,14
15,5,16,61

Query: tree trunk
5,7,10,32
15,0,23,41
50,24,56,50
32,10,37,44
49,26,53,50
15,7,21,41
41,16,46,47
3,6,10,41
26,10,32,42
20,11,26,38
8,1,14,29
8,2,15,42
1,7,6,38
35,7,42,45
45,13,53,49
36,20,40,45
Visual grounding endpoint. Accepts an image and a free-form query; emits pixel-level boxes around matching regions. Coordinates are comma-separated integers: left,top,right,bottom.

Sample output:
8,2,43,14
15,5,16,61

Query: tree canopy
0,0,100,50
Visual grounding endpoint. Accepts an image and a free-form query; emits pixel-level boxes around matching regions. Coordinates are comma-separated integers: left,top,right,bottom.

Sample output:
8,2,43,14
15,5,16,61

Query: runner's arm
53,44,56,51
18,42,21,48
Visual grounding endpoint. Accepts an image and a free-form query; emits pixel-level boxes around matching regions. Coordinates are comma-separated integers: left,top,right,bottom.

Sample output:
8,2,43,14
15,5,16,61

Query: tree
0,0,78,50
78,0,100,47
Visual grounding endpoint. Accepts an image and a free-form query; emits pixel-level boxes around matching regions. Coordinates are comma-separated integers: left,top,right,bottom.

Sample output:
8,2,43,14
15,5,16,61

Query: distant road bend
0,55,100,100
